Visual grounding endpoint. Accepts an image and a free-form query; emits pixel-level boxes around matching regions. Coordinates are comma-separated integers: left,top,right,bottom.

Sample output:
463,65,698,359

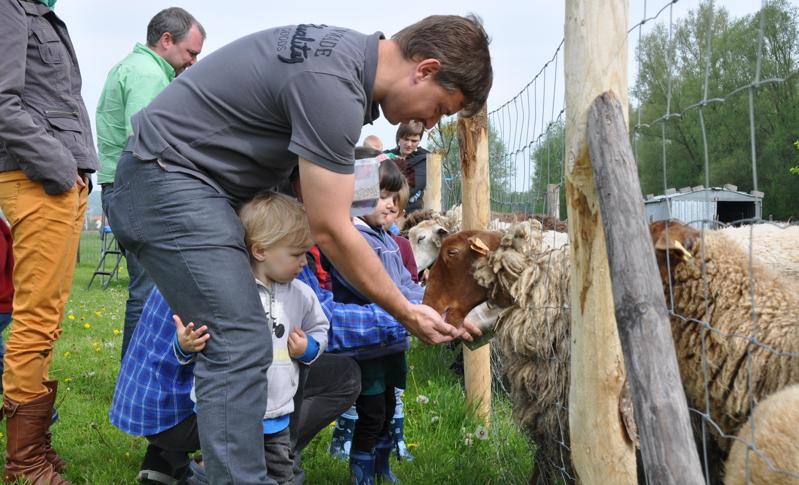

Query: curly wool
474,220,574,482
718,223,799,284
723,385,799,485
664,230,799,453
472,221,798,483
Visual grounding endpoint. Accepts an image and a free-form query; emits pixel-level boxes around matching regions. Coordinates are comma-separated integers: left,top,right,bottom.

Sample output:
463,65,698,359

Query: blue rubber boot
349,450,375,485
390,417,413,461
374,436,400,483
329,414,357,460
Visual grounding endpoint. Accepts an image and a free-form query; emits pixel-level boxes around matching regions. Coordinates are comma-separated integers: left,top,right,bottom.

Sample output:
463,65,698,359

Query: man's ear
158,31,174,49
415,59,442,82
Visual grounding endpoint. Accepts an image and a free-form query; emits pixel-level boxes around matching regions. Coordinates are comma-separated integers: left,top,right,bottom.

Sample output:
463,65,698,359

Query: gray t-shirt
129,24,382,201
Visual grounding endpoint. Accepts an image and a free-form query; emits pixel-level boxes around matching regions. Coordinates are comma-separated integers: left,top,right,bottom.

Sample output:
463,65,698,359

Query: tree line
429,1,798,221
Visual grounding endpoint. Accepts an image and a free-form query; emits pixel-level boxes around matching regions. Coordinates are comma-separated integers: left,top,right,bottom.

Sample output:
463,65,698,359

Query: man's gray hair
146,7,206,47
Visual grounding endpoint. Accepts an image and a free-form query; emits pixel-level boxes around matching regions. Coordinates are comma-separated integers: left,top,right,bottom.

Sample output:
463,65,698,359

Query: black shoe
139,445,177,484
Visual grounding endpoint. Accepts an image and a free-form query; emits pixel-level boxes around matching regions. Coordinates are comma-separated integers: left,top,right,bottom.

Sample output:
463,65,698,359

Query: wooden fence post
589,91,704,485
546,183,560,220
458,106,492,423
424,152,442,212
564,0,637,482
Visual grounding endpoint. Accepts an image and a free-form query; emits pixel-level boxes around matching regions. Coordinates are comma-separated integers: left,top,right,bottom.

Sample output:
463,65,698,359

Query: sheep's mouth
441,306,468,327
441,307,461,327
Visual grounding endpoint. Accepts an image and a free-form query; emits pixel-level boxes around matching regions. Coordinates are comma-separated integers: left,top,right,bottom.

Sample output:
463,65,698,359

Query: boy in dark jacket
328,152,422,484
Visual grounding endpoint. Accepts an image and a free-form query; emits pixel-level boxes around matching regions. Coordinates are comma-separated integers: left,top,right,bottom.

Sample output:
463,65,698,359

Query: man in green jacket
96,7,204,361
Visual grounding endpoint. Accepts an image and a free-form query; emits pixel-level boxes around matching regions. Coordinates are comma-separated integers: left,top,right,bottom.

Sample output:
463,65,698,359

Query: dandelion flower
113,329,121,336
63,351,71,358
475,425,489,440
83,323,91,329
416,395,429,404
407,443,419,450
64,378,73,383
94,311,103,317
67,314,75,321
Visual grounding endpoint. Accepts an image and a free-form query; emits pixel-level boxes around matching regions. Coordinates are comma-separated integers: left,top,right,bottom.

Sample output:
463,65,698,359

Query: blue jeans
101,186,156,359
108,153,275,485
0,312,11,392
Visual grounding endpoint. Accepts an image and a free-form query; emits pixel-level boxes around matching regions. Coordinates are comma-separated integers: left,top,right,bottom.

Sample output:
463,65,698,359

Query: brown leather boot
3,390,70,485
42,380,67,473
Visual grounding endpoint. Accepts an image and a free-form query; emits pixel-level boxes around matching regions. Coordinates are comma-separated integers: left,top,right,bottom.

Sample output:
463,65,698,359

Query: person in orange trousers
0,1,99,483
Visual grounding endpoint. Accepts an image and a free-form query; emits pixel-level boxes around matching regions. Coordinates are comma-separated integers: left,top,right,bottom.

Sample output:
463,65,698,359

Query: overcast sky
55,0,769,155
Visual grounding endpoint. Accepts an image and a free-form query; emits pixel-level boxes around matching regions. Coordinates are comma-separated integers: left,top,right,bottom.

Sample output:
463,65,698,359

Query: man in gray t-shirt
107,15,492,485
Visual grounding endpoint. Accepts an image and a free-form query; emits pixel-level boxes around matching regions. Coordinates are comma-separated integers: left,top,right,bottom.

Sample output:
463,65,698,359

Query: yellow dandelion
94,311,103,317
63,351,71,358
95,347,101,353
113,329,121,336
67,314,75,321
407,443,419,450
64,378,73,383
83,323,91,329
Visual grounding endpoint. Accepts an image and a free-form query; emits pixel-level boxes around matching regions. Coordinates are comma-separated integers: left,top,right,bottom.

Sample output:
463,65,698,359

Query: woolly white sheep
724,384,799,485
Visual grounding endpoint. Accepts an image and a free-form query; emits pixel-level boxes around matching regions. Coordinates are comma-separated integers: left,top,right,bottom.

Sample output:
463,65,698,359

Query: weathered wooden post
424,152,442,212
589,91,704,484
546,183,560,220
564,0,637,482
458,106,492,423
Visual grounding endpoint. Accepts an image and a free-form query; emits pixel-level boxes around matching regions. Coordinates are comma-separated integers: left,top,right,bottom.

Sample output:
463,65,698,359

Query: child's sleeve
399,265,424,303
172,333,196,365
297,282,329,364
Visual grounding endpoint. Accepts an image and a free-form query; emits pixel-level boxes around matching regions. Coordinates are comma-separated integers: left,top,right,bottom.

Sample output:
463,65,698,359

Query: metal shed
644,184,763,228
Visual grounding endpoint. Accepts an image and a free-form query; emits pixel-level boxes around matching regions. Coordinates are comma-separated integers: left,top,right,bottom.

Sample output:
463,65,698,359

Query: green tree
632,0,799,219
528,120,566,218
426,119,510,210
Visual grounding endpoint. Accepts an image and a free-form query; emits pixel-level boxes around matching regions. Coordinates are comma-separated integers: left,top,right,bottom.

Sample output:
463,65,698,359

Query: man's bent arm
299,158,466,344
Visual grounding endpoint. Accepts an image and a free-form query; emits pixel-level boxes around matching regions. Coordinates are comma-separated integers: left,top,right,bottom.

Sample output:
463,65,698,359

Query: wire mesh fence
423,1,798,483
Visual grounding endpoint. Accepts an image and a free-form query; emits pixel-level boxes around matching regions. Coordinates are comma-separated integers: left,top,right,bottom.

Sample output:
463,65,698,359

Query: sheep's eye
447,248,460,257
417,235,426,243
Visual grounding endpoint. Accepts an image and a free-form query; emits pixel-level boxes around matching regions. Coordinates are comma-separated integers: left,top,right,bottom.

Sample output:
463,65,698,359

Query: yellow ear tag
672,240,693,260
469,237,490,256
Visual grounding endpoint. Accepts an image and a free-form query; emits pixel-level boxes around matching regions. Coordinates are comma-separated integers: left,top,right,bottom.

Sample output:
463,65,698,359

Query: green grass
0,232,532,484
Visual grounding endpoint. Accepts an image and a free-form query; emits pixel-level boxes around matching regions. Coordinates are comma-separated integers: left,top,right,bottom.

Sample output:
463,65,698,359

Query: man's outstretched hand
401,304,472,345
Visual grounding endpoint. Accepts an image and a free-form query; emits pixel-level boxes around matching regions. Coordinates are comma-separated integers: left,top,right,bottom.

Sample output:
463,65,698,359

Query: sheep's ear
468,236,491,256
654,234,694,260
436,227,449,237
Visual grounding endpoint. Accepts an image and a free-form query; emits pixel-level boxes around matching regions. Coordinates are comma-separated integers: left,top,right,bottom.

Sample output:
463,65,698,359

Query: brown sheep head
650,219,699,283
422,230,503,326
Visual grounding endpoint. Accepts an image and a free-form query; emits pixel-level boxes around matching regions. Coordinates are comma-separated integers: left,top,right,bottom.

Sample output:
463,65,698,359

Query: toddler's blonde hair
239,192,312,252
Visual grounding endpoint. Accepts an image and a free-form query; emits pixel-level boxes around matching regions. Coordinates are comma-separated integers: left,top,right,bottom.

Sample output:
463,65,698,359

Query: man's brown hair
392,14,492,117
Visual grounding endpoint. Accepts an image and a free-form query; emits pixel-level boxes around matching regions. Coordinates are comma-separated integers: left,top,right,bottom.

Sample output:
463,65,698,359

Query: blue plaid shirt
109,265,408,436
109,287,194,436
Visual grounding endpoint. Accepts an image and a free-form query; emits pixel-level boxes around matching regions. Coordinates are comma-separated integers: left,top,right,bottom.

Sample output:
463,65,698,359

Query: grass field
0,232,532,484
